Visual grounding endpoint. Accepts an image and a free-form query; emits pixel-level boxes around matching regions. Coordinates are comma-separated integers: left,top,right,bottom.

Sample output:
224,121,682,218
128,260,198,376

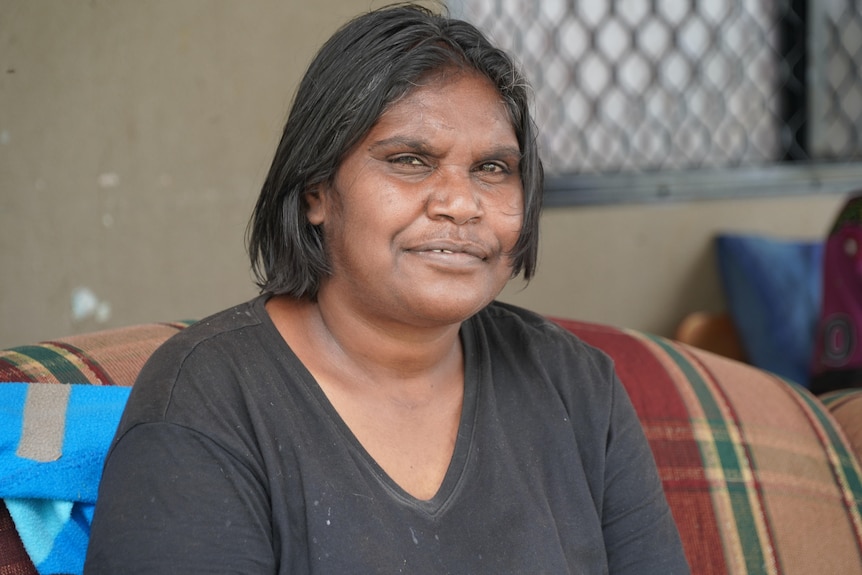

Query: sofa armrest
553,317,862,575
0,321,193,386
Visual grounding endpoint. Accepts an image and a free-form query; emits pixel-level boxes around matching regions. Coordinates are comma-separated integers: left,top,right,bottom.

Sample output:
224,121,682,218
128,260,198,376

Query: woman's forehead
375,70,516,137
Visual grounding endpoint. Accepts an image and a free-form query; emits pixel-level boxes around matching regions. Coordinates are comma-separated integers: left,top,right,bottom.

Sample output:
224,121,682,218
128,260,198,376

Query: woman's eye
479,162,507,174
391,155,425,167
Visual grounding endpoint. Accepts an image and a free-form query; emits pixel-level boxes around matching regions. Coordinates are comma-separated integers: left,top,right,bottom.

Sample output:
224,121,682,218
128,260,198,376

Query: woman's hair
247,3,543,298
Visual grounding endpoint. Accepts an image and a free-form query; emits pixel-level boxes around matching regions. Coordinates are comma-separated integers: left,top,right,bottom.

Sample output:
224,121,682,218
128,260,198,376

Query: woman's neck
266,294,464,399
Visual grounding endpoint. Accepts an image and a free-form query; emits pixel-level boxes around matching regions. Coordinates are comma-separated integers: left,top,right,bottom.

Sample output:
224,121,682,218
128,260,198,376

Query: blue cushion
716,234,824,386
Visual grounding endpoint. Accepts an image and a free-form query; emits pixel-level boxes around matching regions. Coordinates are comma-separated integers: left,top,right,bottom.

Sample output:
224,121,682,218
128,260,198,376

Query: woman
85,4,688,573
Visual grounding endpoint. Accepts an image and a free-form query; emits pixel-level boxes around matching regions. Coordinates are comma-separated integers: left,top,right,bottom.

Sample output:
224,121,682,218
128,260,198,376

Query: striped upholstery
0,322,193,386
3,318,862,574
554,317,862,575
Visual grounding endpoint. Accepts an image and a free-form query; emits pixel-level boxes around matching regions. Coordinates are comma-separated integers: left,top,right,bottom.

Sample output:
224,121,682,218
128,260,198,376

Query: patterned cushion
554,317,862,575
0,322,193,386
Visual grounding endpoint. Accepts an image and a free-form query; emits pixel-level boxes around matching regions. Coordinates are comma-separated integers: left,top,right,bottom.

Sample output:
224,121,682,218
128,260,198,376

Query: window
451,0,862,204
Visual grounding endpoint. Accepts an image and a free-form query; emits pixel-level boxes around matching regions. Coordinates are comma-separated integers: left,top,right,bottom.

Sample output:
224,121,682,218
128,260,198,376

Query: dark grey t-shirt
85,297,688,574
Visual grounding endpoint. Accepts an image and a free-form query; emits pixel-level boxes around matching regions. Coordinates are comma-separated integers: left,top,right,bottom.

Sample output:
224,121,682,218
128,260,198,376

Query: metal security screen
450,0,862,203
811,2,862,160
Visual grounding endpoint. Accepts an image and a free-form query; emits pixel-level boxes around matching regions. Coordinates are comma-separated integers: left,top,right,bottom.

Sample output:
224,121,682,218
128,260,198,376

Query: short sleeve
84,422,276,574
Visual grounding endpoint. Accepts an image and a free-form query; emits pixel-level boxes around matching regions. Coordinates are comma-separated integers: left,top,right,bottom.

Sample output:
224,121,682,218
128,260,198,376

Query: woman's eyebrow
367,136,431,153
369,137,521,161
480,145,523,162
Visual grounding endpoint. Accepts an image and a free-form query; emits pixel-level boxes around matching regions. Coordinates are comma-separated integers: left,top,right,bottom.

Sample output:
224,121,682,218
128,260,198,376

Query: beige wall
0,2,852,348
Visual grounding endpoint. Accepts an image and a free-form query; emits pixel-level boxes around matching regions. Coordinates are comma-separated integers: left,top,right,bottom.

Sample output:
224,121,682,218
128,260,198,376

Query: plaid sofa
2,318,862,574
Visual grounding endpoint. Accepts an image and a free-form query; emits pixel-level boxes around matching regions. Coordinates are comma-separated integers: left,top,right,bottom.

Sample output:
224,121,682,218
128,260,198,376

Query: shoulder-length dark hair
247,3,543,298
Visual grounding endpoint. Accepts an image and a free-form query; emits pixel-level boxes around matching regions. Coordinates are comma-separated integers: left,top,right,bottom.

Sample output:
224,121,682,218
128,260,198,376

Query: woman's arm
85,422,276,575
601,374,690,574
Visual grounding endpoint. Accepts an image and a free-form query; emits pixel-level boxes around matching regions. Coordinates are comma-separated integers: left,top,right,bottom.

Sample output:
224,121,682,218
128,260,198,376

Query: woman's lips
408,240,490,262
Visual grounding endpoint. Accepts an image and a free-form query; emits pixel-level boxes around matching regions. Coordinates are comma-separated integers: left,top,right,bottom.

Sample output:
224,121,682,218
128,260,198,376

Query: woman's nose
426,168,484,225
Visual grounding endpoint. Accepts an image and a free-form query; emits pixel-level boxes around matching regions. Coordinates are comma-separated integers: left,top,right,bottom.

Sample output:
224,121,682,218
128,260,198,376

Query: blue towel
0,383,130,575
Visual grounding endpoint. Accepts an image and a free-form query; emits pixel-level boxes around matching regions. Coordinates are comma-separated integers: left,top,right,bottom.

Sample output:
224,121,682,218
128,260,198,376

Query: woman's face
306,71,524,329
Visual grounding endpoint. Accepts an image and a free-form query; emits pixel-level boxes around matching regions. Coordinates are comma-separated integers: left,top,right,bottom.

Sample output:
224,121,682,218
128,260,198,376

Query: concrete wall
0,2,851,348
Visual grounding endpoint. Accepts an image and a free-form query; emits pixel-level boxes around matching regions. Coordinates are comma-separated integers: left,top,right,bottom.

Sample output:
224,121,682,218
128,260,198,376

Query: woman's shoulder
124,297,275,420
149,296,270,363
473,301,619,402
478,302,608,356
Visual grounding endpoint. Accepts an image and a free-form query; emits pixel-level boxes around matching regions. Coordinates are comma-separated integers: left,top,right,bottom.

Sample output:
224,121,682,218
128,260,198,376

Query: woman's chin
393,289,500,327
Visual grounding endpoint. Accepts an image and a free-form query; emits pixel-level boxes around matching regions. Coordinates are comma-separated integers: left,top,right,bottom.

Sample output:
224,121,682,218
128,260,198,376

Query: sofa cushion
553,318,862,575
0,322,193,386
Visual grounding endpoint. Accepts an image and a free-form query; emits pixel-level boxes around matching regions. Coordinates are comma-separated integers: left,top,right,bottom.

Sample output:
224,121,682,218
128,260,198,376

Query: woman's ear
305,185,327,225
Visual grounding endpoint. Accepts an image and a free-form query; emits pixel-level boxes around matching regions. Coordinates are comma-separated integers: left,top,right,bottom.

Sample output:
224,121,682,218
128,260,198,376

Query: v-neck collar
256,295,481,517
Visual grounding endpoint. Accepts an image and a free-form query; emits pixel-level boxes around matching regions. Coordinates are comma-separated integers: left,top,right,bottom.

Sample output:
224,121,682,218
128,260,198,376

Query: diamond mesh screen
454,0,862,177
